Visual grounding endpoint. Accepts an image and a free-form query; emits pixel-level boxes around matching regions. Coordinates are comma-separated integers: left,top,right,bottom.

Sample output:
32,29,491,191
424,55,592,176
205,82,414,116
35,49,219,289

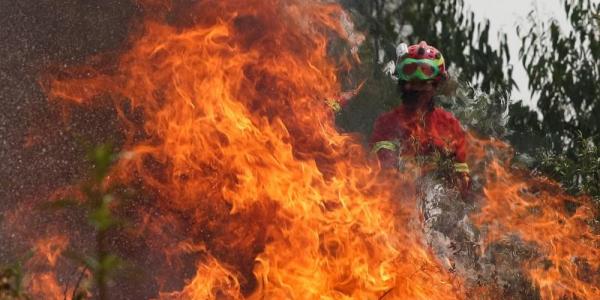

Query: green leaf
87,143,115,183
89,194,118,231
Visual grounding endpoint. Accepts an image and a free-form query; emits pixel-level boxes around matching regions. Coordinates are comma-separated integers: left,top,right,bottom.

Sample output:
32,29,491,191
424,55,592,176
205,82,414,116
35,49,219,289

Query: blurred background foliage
338,0,600,210
518,0,600,154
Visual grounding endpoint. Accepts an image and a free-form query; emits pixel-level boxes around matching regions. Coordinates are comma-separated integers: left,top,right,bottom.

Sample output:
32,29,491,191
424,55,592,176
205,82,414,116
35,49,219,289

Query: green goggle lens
397,58,440,81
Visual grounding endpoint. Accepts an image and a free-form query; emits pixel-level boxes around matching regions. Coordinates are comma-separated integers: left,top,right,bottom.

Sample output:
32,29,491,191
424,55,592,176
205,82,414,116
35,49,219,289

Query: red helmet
396,41,448,82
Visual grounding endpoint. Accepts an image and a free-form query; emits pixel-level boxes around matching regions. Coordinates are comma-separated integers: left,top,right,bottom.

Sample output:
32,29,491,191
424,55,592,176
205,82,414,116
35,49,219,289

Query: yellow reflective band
325,99,341,112
454,162,470,173
371,141,397,154
434,55,445,67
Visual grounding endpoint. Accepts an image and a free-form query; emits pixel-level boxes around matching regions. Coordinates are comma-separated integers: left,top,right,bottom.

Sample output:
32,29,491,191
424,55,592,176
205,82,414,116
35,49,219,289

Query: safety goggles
396,58,440,81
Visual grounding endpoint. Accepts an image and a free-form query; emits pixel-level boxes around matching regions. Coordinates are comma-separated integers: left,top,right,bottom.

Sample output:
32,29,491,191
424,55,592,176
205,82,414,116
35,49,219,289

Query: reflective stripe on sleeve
371,140,397,154
454,162,470,173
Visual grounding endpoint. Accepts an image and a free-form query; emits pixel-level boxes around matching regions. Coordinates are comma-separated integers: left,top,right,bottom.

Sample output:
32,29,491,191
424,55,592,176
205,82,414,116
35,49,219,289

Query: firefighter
370,41,470,194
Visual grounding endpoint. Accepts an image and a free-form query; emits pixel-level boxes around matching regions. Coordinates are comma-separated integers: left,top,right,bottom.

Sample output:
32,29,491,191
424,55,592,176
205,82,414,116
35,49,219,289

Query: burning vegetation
1,0,598,299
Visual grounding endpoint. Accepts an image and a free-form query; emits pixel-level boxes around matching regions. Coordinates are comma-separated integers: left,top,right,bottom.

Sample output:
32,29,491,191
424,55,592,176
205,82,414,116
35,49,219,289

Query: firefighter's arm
454,162,469,174
371,140,399,168
448,114,469,175
369,117,399,168
449,115,470,194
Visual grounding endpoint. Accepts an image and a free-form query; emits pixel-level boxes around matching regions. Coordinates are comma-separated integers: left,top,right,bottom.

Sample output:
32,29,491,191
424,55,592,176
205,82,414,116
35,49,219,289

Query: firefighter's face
403,80,435,92
401,80,436,105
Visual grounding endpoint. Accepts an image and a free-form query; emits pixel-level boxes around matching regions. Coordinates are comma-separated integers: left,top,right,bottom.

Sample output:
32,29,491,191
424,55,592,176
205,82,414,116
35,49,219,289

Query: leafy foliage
509,0,600,213
537,135,600,200
518,0,600,153
74,143,124,300
44,143,125,300
437,79,510,138
537,134,600,224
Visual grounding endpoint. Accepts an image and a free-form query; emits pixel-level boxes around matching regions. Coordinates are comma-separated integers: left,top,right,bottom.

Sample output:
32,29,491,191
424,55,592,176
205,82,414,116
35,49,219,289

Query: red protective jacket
370,105,467,168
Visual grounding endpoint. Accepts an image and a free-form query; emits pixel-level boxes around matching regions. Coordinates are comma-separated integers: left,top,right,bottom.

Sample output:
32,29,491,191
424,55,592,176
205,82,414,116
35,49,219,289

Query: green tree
518,0,599,153
513,0,600,210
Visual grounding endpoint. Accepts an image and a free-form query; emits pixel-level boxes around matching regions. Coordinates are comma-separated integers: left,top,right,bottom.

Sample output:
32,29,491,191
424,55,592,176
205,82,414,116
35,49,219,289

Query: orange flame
19,0,596,299
39,0,460,299
25,236,71,299
469,135,599,299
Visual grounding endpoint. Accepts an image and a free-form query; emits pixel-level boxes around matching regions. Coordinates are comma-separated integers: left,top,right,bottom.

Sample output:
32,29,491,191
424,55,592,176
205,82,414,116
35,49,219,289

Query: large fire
3,0,598,299
470,138,600,299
